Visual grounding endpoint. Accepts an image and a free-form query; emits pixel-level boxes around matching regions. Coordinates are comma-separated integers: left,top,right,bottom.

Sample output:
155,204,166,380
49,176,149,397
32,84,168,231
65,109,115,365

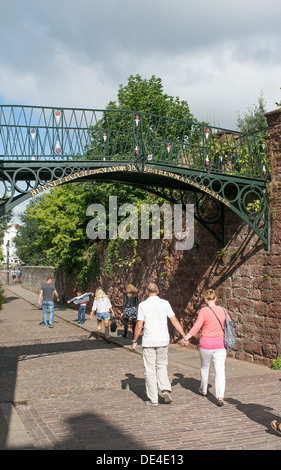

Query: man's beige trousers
142,346,171,404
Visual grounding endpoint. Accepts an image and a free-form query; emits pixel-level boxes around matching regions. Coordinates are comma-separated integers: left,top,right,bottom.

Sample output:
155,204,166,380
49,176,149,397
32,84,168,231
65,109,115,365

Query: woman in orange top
182,289,232,406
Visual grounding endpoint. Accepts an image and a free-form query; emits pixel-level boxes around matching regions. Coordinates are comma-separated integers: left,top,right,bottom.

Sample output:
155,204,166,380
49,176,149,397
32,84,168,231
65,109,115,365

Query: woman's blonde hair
95,288,107,299
204,289,217,301
126,283,138,294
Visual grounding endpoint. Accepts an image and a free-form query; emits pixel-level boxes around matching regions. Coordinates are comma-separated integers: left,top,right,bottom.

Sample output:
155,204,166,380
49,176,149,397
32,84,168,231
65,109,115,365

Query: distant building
2,224,21,264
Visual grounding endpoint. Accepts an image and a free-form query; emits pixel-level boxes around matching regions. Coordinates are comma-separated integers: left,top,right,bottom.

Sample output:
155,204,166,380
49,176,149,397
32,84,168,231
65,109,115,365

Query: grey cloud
2,0,281,67
0,0,280,127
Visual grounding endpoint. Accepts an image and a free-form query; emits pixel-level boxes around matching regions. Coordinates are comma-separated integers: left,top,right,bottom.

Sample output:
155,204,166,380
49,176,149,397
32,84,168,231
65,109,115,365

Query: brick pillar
265,107,281,356
265,107,281,221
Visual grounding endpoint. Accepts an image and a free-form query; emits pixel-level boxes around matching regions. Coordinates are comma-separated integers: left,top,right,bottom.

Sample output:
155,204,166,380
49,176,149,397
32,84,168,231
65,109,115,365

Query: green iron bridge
0,105,270,249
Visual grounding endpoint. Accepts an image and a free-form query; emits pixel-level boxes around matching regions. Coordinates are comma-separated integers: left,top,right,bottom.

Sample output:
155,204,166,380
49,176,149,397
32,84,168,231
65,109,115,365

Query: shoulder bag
208,306,235,349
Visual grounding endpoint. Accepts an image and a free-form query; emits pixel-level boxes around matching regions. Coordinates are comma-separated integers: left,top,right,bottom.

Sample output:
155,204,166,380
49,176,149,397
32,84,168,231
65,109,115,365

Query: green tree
15,185,96,267
116,74,194,121
236,92,268,135
86,75,196,161
14,182,149,266
0,212,12,249
14,199,48,265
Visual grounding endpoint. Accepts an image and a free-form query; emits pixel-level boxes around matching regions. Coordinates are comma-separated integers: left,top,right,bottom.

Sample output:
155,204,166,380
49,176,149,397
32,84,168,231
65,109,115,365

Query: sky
1,0,280,130
1,0,281,220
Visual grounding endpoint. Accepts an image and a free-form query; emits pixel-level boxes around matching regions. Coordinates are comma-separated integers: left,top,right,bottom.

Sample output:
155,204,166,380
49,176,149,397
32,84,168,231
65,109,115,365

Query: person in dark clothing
122,284,138,338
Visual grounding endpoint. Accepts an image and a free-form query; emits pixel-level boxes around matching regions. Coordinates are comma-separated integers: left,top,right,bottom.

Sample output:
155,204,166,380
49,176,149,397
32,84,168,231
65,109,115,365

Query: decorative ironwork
136,186,225,246
0,105,270,249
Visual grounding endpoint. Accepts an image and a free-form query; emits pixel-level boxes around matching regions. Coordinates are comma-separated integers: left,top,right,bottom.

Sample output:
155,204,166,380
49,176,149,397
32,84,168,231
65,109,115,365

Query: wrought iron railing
0,105,269,180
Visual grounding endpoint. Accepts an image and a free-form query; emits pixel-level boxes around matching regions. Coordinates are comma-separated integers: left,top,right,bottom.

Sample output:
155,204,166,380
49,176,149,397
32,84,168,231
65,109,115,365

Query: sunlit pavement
1,284,281,450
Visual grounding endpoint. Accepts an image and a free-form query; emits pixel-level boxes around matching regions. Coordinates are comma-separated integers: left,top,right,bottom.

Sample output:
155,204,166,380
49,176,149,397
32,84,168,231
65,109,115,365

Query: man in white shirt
132,282,186,406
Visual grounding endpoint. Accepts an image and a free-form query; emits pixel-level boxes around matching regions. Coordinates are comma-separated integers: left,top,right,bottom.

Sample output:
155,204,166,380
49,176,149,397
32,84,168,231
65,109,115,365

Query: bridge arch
0,160,268,249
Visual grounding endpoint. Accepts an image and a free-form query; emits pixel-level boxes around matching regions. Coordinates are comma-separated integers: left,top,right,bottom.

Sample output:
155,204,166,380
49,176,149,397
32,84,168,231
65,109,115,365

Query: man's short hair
146,282,158,294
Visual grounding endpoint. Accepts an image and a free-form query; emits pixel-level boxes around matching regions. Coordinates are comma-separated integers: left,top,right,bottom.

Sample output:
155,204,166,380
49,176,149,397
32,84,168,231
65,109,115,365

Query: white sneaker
162,391,172,403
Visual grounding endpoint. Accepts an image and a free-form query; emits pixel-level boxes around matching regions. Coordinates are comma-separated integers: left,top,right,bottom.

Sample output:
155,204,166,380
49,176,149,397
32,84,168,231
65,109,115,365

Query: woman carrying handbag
182,289,233,407
122,284,138,338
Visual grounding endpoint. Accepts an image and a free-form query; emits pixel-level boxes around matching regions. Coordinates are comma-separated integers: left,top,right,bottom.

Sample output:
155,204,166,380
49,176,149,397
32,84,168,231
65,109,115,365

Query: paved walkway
0,283,281,450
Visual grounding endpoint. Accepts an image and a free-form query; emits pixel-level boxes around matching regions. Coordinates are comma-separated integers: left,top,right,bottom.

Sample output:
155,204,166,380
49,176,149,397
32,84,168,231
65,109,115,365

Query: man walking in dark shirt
38,277,59,328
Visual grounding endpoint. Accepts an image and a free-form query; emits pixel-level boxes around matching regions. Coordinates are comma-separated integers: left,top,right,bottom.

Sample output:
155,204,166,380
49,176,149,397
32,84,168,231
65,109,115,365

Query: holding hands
181,334,191,347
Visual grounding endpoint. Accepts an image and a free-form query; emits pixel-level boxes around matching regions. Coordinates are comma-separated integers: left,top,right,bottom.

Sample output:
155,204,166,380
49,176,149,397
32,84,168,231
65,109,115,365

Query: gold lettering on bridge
30,165,230,207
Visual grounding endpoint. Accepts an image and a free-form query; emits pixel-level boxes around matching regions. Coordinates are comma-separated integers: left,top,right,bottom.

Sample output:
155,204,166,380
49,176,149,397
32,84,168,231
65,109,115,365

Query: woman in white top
90,288,114,342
